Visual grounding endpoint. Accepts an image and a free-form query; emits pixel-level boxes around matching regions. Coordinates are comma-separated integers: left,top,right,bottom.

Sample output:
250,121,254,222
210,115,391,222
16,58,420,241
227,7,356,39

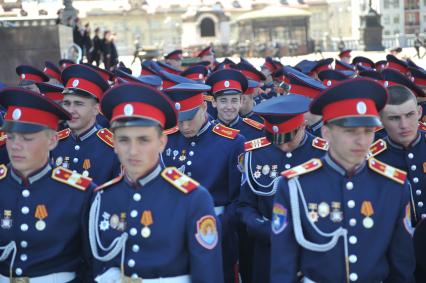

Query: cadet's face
62,95,99,135
239,94,254,116
178,104,207,138
322,125,375,172
113,126,167,181
213,95,241,124
380,100,421,147
6,130,58,177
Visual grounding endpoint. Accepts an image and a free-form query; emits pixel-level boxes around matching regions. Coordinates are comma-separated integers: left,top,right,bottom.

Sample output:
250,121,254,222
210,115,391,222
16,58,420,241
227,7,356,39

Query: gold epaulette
161,167,199,194
203,94,214,102
282,158,323,179
312,137,329,151
244,137,271,152
57,128,71,140
97,128,114,148
0,131,6,146
419,121,426,131
94,175,123,192
0,164,7,180
164,126,179,135
374,126,384,133
368,158,407,185
51,167,92,191
367,139,387,158
212,123,240,139
242,118,264,130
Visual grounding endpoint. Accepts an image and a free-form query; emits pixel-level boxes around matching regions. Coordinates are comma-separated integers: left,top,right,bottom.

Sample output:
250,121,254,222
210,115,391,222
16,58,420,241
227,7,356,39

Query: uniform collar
240,111,254,119
197,120,211,137
309,120,323,132
386,133,421,150
217,115,240,128
11,163,52,186
72,123,99,142
124,163,162,188
324,153,366,177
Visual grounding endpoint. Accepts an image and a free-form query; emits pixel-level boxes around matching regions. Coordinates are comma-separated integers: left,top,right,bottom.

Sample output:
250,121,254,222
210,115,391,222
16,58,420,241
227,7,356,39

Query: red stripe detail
5,106,59,130
262,61,274,71
162,80,176,89
185,73,204,80
65,77,103,100
288,83,321,99
413,77,426,86
212,79,242,94
244,87,256,95
19,73,44,82
43,68,61,81
112,102,166,128
141,69,155,76
241,70,262,82
177,93,204,112
263,114,304,134
386,62,408,74
43,92,63,101
322,98,378,122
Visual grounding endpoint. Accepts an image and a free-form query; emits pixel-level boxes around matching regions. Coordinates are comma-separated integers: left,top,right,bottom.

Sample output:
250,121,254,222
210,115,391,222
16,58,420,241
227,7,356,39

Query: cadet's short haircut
386,85,417,106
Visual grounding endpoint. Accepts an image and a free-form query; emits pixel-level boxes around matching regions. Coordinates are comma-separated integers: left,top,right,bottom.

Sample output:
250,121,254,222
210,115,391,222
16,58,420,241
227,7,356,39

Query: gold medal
361,201,374,229
308,203,318,222
140,210,153,238
141,226,151,238
35,205,48,231
363,217,374,229
35,220,46,231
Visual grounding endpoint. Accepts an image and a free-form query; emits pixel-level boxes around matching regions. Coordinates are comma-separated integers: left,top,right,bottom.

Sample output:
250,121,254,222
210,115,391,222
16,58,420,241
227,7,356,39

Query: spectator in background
90,27,102,66
110,33,119,70
102,30,113,70
83,23,93,63
72,18,84,57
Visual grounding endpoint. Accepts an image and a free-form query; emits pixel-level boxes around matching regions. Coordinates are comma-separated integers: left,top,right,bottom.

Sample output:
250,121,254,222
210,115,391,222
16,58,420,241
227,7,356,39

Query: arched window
200,18,215,37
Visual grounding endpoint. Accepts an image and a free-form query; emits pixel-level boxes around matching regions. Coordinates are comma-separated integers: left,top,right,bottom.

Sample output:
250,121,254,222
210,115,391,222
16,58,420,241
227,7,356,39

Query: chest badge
179,150,187,162
361,201,374,229
140,210,153,238
318,202,330,218
55,156,63,166
35,205,48,231
1,210,12,229
330,202,343,223
100,212,111,231
82,159,91,177
308,203,319,222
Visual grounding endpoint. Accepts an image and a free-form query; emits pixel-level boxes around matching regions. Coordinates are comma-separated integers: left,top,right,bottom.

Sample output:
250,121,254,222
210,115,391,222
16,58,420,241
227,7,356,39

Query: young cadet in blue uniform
164,49,183,70
0,88,94,282
162,83,244,283
206,69,264,140
51,64,121,185
88,83,223,283
409,66,426,122
270,78,415,283
238,94,327,283
15,65,49,93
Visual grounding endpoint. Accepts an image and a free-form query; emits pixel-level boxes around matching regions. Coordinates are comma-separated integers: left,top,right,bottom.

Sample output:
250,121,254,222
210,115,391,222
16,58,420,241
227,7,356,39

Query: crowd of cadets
0,46,425,283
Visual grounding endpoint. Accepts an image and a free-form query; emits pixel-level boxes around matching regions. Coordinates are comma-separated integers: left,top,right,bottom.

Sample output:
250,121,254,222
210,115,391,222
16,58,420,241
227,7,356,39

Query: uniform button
285,164,291,169
132,244,140,253
408,153,414,159
22,190,30,197
349,255,357,263
349,219,357,226
347,200,355,208
20,254,27,262
130,228,137,236
187,161,192,166
73,158,78,163
130,210,138,218
74,145,80,150
416,190,422,196
286,152,292,158
411,165,417,171
413,177,419,183
21,206,29,215
15,268,22,276
349,236,357,244
191,142,196,146
418,202,424,208
346,182,354,190
20,224,28,232
131,274,139,279
128,259,135,268
20,241,28,248
350,273,358,281
189,151,194,156
133,193,141,202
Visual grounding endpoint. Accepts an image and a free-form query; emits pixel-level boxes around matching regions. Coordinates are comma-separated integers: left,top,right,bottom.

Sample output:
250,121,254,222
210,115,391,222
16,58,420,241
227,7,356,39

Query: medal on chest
330,202,343,223
1,210,12,229
308,203,319,222
35,204,48,231
82,159,91,177
361,201,374,229
100,212,111,231
140,210,153,238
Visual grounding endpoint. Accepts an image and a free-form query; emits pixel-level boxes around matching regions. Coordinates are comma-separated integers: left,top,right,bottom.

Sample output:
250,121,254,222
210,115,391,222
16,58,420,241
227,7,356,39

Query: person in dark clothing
90,28,102,67
83,23,93,63
110,34,119,70
72,18,84,54
101,30,113,70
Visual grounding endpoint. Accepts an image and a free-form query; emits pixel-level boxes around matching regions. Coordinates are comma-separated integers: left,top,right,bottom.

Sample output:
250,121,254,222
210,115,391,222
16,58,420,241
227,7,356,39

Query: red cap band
5,106,59,130
413,77,426,87
43,92,63,101
43,68,61,81
185,73,205,81
19,73,44,82
322,98,378,122
244,87,256,95
176,93,204,112
162,80,176,89
241,70,262,82
264,114,304,134
212,79,242,94
111,102,166,127
287,83,321,99
386,62,408,74
65,77,103,100
262,61,275,72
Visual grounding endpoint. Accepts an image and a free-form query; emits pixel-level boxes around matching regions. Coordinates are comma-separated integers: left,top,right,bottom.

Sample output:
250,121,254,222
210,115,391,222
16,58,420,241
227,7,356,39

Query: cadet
206,69,264,140
0,88,94,282
239,94,327,283
88,83,223,283
162,83,244,283
15,65,49,92
270,78,415,283
164,49,183,70
51,64,121,185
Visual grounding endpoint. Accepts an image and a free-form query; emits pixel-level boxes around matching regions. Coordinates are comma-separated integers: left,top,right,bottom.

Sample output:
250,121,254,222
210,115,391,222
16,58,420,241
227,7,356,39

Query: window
393,16,399,23
384,16,390,24
200,18,215,37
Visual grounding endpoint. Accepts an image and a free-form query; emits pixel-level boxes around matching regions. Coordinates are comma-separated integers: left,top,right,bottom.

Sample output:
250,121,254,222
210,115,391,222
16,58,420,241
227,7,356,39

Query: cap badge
43,67,47,72
326,80,332,86
72,79,79,87
198,74,203,79
356,101,367,115
175,102,181,111
272,125,279,133
12,109,22,121
21,74,25,79
124,104,134,116
384,81,389,87
224,81,230,88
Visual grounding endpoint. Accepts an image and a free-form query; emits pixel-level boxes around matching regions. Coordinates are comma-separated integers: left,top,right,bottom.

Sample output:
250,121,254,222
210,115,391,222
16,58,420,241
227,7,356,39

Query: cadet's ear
321,124,331,142
212,99,217,109
48,130,59,151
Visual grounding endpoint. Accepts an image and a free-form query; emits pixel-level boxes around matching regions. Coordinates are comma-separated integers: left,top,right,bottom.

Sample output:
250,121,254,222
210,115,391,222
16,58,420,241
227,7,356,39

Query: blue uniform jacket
214,116,264,141
51,124,121,185
270,154,415,283
90,164,224,282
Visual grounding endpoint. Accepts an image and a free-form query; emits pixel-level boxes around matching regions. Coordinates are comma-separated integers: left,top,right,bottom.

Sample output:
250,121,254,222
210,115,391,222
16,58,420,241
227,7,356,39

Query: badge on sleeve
403,203,414,236
272,203,288,234
195,215,218,250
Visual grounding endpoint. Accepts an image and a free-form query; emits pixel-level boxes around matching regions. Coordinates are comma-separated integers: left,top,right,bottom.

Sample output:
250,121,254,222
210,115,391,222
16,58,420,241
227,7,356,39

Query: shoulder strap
242,117,264,130
57,128,71,140
51,166,92,191
368,158,407,185
94,175,124,192
96,128,114,148
161,167,199,194
164,126,179,135
311,137,329,151
282,158,323,179
367,139,387,158
0,164,7,181
212,123,240,139
244,137,271,151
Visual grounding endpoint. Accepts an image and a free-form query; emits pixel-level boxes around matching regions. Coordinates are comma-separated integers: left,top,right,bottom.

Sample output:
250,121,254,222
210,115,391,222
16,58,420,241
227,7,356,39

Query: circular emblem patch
198,74,203,79
72,79,79,87
195,215,218,250
21,74,25,79
224,81,230,88
356,101,367,115
124,104,134,116
12,109,22,120
175,102,181,111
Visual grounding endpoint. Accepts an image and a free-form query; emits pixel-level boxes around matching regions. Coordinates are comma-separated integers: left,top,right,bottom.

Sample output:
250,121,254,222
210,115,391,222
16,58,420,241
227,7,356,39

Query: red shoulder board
312,137,329,151
94,175,124,192
164,126,179,135
367,139,387,158
212,123,240,139
242,118,264,130
368,158,407,184
282,158,323,179
51,167,92,191
0,164,7,180
57,128,71,140
374,126,384,133
203,94,214,102
0,131,6,146
244,137,271,151
161,167,199,194
419,121,426,131
97,128,114,147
